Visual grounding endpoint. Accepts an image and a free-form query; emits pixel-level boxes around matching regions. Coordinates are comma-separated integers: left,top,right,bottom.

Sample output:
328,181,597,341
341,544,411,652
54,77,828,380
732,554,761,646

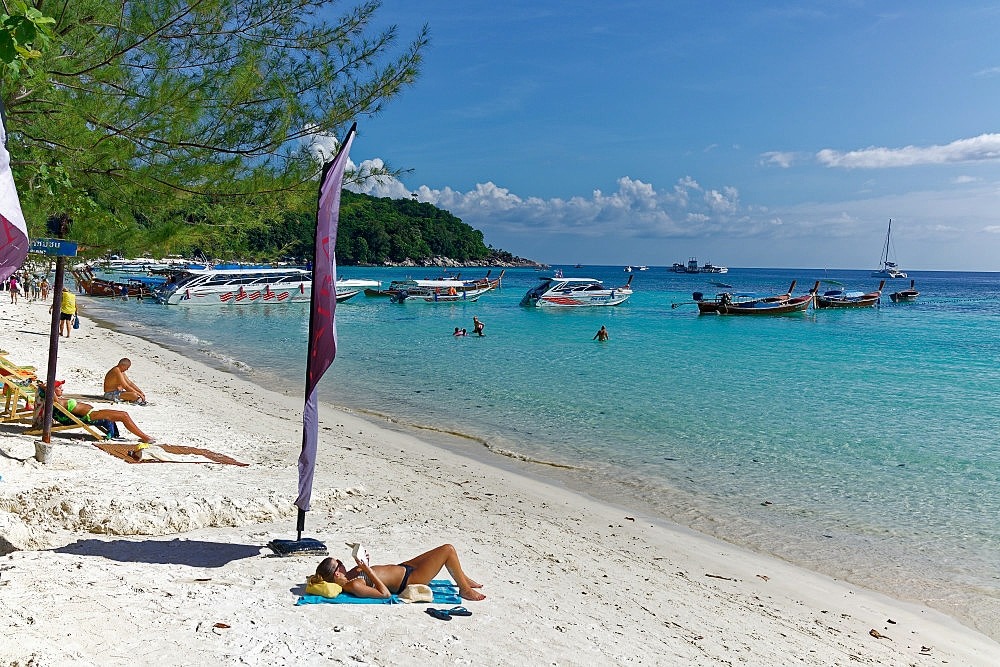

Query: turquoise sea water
83,266,1000,638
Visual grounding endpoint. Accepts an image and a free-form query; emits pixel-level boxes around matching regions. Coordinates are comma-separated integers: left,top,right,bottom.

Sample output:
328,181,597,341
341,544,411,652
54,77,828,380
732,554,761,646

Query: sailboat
871,219,907,278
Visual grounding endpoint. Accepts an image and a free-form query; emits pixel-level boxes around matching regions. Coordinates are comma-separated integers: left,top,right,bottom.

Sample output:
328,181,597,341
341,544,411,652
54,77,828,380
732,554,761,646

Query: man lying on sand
309,543,486,601
103,358,147,405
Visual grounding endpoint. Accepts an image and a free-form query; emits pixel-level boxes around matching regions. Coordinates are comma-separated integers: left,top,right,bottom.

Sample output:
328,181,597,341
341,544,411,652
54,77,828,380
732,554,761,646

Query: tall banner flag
0,103,29,282
296,123,357,516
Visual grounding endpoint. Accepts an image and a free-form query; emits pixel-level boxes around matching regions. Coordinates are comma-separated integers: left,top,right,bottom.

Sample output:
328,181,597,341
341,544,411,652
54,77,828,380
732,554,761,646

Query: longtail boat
813,280,884,309
695,281,817,315
889,279,919,303
364,270,504,299
71,268,155,299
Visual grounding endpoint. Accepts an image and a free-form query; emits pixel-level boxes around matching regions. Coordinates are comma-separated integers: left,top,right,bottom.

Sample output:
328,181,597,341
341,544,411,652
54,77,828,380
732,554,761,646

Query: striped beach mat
95,443,248,466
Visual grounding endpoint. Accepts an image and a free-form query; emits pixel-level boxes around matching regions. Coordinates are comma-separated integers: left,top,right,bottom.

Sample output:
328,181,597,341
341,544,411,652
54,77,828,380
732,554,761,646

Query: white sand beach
2,297,998,666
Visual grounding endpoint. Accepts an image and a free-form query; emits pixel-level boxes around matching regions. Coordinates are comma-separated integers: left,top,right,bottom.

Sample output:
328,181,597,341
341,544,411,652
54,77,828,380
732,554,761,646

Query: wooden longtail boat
364,270,504,299
813,280,885,309
695,281,818,315
889,279,919,303
71,269,155,299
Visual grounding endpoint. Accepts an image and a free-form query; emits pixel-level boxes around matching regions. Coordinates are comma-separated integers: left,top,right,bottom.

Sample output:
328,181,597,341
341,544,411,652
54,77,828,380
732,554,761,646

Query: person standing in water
593,325,609,341
472,316,484,336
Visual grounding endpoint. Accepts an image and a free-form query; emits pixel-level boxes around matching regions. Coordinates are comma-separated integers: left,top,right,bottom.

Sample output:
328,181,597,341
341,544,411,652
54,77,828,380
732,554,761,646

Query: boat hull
695,281,814,315
814,296,879,308
166,285,311,305
535,292,631,307
889,291,919,302
393,286,491,303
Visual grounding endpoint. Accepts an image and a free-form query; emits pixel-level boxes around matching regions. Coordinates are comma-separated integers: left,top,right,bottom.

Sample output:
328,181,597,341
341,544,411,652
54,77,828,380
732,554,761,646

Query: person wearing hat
47,380,156,443
49,287,78,337
309,543,485,602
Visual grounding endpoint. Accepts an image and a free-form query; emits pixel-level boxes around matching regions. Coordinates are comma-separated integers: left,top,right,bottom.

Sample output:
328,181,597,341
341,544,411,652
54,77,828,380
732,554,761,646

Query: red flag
0,112,29,282
296,124,356,512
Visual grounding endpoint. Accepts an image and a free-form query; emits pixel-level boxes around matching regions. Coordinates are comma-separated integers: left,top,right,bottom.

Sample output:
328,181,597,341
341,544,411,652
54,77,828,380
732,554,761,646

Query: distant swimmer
453,327,467,337
593,325,609,341
472,316,485,336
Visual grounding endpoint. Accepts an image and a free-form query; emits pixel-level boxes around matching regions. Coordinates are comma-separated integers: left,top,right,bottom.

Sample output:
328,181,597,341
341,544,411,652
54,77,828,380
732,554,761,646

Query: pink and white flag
0,117,29,282
296,123,356,513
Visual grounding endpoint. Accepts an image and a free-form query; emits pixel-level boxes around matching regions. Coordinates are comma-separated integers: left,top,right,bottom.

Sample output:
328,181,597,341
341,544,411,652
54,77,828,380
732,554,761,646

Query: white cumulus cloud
816,133,1000,168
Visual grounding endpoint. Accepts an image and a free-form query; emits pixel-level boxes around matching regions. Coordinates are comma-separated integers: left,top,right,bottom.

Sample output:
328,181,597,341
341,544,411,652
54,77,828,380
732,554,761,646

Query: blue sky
325,1,1000,271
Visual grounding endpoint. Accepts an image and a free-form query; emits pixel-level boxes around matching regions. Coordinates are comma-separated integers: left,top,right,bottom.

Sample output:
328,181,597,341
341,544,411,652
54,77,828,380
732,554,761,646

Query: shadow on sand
54,538,264,568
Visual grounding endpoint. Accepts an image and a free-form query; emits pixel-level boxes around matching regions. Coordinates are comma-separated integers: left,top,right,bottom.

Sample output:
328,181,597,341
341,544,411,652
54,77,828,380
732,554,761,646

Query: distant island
337,192,542,268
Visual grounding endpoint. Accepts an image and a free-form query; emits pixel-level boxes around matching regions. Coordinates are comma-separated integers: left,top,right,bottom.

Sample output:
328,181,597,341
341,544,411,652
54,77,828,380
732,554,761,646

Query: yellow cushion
305,580,342,598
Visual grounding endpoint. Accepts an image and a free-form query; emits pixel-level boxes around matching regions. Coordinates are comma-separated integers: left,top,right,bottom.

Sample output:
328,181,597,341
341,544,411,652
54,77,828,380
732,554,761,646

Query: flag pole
268,123,357,557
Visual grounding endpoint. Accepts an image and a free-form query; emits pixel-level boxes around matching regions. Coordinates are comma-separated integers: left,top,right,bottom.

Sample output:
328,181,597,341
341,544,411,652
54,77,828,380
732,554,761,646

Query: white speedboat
701,262,728,273
157,267,314,305
520,276,633,307
337,278,381,290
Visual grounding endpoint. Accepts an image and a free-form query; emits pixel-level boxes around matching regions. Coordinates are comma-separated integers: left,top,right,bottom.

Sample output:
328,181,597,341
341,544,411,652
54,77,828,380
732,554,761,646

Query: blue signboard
28,238,78,257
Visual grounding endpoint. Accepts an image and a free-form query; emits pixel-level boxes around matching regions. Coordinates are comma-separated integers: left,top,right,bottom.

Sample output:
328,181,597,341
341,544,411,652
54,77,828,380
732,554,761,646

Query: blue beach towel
296,579,461,606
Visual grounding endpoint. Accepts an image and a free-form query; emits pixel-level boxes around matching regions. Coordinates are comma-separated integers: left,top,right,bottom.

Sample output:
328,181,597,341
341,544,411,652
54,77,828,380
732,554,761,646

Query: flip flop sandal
446,606,472,617
424,608,451,621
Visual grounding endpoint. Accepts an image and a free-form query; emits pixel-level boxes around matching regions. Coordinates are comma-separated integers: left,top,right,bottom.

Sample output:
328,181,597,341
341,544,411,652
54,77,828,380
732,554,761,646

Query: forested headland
171,190,538,267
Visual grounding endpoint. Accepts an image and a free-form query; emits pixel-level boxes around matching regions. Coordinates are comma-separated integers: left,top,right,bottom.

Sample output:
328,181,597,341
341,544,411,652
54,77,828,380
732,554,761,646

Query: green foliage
2,0,428,244
337,192,490,264
0,2,55,77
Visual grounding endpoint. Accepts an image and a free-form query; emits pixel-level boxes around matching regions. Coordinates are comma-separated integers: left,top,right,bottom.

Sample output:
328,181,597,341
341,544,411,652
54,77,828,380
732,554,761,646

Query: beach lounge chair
24,387,106,441
0,373,36,422
0,354,37,423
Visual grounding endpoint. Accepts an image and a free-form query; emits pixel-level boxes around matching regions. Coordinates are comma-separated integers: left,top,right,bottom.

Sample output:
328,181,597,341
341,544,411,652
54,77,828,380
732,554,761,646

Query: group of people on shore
34,358,155,443
5,272,50,304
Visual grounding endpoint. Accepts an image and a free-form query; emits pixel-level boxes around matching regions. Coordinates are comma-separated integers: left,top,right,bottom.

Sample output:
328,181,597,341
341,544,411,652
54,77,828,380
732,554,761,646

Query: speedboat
156,267,314,305
700,262,728,273
337,278,381,290
520,276,633,307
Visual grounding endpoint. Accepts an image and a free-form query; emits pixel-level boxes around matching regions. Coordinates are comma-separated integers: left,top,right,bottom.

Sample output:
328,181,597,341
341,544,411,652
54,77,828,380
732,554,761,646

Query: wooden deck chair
24,388,106,441
0,354,37,423
0,353,37,378
1,373,36,422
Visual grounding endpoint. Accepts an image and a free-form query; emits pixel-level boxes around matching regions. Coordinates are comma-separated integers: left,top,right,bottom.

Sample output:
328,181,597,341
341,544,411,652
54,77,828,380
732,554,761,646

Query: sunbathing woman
311,543,485,601
49,380,157,443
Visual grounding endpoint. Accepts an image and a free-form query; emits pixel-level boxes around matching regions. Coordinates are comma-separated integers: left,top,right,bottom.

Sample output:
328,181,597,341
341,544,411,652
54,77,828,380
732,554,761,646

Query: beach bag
72,315,80,329
93,419,119,438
